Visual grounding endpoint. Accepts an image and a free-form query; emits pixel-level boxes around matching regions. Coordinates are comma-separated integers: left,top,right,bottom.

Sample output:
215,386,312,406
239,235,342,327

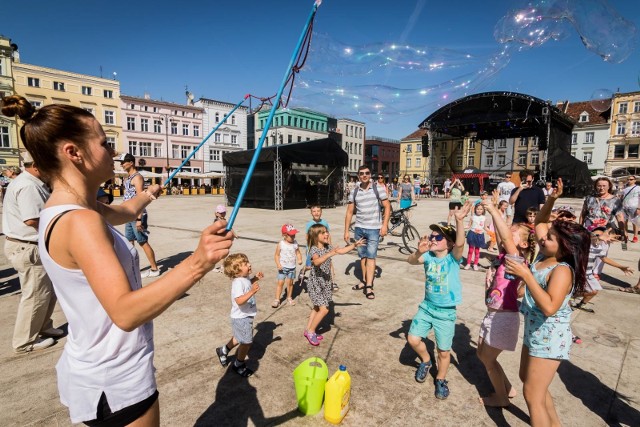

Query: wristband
136,219,142,221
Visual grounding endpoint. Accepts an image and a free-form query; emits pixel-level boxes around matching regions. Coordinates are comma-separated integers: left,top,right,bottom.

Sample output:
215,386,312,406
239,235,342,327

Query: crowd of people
2,94,639,426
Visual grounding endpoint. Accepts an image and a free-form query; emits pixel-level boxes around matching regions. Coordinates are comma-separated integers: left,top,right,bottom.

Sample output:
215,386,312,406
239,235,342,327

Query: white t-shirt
469,214,486,233
2,170,50,241
497,181,516,203
278,240,298,269
443,179,452,190
231,277,257,319
621,185,640,210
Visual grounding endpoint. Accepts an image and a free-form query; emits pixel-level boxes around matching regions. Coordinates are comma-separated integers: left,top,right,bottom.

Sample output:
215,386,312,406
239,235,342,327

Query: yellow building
511,136,542,174
604,91,640,177
0,36,20,166
400,129,430,181
13,61,122,153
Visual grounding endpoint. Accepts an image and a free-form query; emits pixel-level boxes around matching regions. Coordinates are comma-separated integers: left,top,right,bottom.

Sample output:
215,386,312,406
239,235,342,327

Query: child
465,203,487,271
304,224,364,346
216,253,264,377
504,178,590,425
571,226,632,313
525,206,539,231
477,200,536,407
406,201,472,400
212,205,227,273
304,205,338,290
273,224,303,307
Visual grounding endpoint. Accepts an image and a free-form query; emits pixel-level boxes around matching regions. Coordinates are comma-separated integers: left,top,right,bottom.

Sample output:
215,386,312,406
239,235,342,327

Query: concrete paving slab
0,195,639,426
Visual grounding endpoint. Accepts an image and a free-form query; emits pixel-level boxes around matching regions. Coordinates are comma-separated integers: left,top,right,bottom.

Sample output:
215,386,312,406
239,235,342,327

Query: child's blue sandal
415,361,431,383
435,379,450,399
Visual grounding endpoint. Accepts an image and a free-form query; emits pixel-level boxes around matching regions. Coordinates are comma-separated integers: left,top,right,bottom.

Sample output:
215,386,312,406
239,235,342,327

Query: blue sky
3,0,639,139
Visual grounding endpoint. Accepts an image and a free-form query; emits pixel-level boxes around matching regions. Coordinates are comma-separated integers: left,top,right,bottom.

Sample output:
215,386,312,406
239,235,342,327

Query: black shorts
84,390,158,427
449,202,463,210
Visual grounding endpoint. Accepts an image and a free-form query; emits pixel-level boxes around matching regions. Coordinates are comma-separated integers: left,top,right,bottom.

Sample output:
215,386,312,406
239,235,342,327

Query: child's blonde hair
307,223,327,248
223,253,249,278
512,224,537,264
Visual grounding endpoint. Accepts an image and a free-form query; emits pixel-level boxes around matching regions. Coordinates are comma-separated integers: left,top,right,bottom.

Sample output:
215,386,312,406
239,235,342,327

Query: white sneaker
464,264,471,270
473,265,479,271
41,328,65,338
14,337,55,354
141,269,161,278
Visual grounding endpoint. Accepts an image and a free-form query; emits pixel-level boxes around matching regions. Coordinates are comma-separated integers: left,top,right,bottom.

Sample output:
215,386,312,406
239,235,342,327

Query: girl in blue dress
504,178,589,427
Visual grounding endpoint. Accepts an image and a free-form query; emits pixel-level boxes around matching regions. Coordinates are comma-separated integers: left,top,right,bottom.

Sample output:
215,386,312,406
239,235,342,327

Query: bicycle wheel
402,224,420,253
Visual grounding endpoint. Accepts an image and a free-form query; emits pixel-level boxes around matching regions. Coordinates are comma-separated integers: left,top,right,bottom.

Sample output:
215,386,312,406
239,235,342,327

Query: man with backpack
344,165,391,300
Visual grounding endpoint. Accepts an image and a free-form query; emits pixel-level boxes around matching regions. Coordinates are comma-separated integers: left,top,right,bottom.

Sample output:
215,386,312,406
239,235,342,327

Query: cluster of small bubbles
590,89,614,112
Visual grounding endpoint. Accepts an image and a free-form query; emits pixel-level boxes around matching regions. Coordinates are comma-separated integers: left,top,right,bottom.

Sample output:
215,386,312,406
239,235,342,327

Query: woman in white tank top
1,95,235,426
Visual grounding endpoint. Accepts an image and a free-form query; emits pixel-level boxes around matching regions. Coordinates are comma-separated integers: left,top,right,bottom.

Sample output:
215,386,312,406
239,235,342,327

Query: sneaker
473,265,479,271
141,269,160,278
332,283,340,291
305,332,320,346
572,335,583,344
14,337,55,354
41,328,64,338
215,347,229,367
464,264,471,270
232,362,254,377
435,379,450,400
415,361,431,383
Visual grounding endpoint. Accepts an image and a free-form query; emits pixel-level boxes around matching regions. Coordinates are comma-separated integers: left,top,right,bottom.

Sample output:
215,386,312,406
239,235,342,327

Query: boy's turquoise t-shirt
305,219,329,234
422,251,462,307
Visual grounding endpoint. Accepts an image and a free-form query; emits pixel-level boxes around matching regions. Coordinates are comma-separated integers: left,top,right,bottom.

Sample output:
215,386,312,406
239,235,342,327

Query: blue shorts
408,300,457,351
414,187,420,196
125,220,148,245
400,199,412,209
277,266,296,281
354,227,380,259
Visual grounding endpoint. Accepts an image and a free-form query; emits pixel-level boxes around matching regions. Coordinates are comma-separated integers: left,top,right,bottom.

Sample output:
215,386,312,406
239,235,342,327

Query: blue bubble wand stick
226,0,322,230
163,94,250,187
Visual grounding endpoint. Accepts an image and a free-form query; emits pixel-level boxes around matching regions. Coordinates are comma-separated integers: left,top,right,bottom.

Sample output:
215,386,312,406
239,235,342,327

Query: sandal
363,285,375,300
271,299,280,308
618,286,640,294
232,363,254,377
287,298,296,306
352,282,366,291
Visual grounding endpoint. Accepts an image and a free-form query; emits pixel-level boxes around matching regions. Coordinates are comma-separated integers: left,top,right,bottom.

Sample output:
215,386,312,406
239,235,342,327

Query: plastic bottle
324,365,351,424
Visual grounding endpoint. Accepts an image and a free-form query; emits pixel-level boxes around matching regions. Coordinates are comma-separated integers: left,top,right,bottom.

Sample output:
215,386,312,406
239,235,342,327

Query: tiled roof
557,100,610,126
401,128,427,141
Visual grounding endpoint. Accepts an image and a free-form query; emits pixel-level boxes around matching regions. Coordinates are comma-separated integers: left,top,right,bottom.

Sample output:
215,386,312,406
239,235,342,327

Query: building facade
604,91,640,177
363,136,400,179
120,95,204,183
0,36,19,166
337,118,365,175
195,97,248,173
12,62,122,153
400,129,429,181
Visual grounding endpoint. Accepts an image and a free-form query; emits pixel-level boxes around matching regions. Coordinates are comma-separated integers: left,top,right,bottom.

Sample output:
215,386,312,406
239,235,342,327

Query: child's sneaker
305,332,320,346
415,361,431,383
464,264,471,270
232,362,254,377
473,265,479,271
215,347,228,367
435,379,450,399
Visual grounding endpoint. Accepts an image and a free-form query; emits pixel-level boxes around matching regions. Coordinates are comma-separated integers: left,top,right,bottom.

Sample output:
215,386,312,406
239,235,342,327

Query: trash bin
293,357,328,415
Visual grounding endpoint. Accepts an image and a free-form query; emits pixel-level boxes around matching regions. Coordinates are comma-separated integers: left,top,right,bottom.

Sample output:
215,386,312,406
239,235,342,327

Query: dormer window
579,112,589,123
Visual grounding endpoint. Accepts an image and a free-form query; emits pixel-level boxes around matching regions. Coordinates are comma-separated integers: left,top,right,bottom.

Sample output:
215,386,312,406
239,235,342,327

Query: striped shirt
586,242,608,275
349,183,388,229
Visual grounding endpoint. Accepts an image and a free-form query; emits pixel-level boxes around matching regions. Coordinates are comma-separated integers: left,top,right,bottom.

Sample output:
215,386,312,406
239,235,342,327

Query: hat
216,204,227,214
20,151,34,164
281,224,298,236
429,224,457,242
117,153,135,163
480,190,488,195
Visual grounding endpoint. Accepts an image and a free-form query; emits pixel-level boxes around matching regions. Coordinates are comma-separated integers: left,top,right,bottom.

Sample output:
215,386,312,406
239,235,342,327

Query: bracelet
142,189,157,201
136,219,142,221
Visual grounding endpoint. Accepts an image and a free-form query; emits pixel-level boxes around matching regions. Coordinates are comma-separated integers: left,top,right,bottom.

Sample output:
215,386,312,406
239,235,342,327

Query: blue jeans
354,227,380,259
277,267,296,281
125,219,148,244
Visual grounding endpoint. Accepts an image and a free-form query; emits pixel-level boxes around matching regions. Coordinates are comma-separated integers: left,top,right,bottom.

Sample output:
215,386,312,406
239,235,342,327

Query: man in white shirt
3,151,63,353
620,175,640,243
496,172,516,224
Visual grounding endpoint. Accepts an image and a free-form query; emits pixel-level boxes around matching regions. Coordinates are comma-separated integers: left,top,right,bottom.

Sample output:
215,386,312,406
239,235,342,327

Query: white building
337,118,365,175
479,137,517,176
194,97,248,173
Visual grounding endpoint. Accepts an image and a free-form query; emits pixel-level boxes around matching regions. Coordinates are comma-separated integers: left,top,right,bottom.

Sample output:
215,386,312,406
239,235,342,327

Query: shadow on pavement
343,261,382,285
156,251,192,272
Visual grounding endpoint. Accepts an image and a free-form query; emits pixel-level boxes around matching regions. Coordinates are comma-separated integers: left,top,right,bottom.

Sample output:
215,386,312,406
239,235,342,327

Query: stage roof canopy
223,138,348,167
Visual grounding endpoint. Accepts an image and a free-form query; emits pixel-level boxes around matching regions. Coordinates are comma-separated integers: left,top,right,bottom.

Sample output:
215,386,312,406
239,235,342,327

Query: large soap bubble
590,89,613,112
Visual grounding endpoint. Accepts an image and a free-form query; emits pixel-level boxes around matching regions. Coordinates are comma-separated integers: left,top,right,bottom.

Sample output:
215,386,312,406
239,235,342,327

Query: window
614,145,625,158
532,137,539,147
140,142,152,157
629,145,640,159
154,120,162,133
617,121,626,135
632,121,640,136
469,139,475,149
144,106,148,111
193,125,200,137
84,107,94,115
172,145,179,158
183,124,189,136
485,155,494,167
106,137,116,151
440,156,446,166
104,111,114,125
456,157,463,167
349,143,353,154
498,155,505,166
231,115,236,125
231,135,237,144
214,133,221,143
531,153,539,165
579,113,589,122
519,137,527,147
171,122,177,135
30,100,42,108
153,107,157,113
572,133,578,145
127,117,135,131
468,155,475,166
619,103,628,114
457,141,463,150
288,135,292,143
585,132,595,143
416,157,421,167
634,102,640,113
406,144,412,153
583,152,593,164
181,145,189,158
498,139,507,148
28,77,40,87
103,90,113,98
53,81,65,91
298,136,302,142
416,144,422,152
518,152,527,165
209,149,221,161
487,140,494,149
154,143,162,157
128,141,138,156
141,118,148,132
0,126,10,148
81,86,92,95
215,113,220,123
129,103,135,110
406,158,411,168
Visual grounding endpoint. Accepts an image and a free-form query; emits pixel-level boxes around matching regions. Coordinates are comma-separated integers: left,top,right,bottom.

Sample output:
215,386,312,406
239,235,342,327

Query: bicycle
349,204,420,253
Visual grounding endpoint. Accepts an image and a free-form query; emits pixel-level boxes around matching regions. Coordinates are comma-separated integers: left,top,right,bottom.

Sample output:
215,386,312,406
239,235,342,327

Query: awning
452,173,489,179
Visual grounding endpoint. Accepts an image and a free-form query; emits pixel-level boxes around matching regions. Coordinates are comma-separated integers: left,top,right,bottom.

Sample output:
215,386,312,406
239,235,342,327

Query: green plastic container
293,357,329,415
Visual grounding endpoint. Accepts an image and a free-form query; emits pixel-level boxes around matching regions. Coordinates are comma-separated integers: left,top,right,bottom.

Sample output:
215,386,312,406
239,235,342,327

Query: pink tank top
486,253,522,311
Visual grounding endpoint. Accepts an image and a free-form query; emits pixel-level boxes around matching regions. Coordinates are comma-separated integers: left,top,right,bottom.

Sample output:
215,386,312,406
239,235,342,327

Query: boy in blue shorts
406,201,471,399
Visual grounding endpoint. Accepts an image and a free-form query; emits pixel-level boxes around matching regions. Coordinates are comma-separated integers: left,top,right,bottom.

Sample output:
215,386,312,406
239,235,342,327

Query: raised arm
535,178,562,241
452,201,472,260
483,200,517,255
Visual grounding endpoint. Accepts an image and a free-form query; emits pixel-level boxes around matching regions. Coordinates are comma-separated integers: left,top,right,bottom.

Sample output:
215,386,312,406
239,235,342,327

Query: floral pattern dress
582,195,621,230
308,245,333,307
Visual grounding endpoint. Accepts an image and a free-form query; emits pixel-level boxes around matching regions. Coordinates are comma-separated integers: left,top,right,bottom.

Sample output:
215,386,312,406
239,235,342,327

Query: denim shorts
408,300,457,351
354,227,380,259
277,266,296,281
125,220,148,245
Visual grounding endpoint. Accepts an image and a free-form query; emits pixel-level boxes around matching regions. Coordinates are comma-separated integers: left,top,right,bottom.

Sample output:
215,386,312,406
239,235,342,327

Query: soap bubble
590,89,613,112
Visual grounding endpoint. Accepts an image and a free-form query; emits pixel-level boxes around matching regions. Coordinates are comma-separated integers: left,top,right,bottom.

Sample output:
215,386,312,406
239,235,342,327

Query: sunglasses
359,171,371,176
428,234,445,241
377,176,384,179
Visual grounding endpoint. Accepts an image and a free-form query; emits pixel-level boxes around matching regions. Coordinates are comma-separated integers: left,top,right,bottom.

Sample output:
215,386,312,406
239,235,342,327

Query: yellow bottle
324,365,351,424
